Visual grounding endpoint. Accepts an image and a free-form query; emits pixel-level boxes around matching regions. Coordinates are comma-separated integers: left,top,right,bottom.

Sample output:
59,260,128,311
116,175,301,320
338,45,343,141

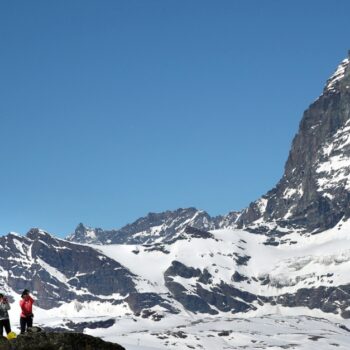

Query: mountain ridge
66,207,240,245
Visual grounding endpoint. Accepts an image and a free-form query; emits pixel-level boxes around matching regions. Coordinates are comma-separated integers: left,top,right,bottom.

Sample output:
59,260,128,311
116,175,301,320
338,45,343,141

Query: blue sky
1,0,349,236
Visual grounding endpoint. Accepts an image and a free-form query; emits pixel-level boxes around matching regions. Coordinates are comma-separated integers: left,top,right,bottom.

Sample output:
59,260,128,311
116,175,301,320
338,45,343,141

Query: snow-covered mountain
0,229,137,309
2,54,350,349
4,223,350,349
5,221,350,317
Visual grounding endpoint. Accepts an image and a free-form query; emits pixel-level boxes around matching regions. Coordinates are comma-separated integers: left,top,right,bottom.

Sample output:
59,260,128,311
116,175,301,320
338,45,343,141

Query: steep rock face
67,208,239,245
164,260,258,315
238,54,350,234
276,283,350,318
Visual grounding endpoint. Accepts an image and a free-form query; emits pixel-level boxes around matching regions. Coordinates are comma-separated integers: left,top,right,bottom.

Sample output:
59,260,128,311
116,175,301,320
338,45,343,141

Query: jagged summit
324,53,350,94
67,222,101,243
26,228,53,240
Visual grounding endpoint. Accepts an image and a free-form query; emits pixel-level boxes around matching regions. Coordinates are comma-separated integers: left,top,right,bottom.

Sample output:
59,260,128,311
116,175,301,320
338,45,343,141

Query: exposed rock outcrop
0,332,125,350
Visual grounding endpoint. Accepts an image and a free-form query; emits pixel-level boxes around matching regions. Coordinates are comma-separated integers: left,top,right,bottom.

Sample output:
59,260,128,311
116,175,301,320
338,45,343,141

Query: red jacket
20,295,34,317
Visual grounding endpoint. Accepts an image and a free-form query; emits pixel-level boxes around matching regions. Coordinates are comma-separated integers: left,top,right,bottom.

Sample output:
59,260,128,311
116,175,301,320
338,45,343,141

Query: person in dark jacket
19,289,34,334
0,293,12,337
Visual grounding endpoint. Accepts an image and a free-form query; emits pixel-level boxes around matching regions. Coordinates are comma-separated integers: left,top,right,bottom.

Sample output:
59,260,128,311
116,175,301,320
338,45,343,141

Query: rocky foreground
0,331,125,350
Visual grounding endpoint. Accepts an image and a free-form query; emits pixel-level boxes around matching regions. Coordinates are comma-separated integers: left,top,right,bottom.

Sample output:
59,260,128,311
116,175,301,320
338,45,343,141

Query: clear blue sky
0,0,349,236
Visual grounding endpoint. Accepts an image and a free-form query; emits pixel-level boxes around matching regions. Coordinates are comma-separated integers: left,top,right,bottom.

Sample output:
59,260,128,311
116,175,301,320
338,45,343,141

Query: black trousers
20,315,33,334
0,319,11,336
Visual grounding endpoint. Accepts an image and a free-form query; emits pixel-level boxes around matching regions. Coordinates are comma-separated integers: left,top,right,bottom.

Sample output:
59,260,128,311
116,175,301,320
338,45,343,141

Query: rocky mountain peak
67,223,100,243
26,228,52,241
238,53,350,234
324,54,350,94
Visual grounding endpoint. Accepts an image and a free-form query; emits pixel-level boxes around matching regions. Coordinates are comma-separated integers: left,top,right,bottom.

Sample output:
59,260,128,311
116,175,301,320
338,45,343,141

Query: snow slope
4,220,350,348
92,219,350,300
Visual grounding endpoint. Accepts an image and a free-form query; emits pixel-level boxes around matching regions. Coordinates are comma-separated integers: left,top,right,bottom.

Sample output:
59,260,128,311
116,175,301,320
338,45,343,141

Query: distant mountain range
66,208,239,245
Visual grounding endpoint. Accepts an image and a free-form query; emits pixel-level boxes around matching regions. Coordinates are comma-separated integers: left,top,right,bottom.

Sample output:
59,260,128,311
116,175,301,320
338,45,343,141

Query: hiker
19,289,34,334
0,293,12,337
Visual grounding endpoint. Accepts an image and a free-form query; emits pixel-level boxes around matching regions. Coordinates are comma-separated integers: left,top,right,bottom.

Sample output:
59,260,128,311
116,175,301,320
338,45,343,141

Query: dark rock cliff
238,54,350,234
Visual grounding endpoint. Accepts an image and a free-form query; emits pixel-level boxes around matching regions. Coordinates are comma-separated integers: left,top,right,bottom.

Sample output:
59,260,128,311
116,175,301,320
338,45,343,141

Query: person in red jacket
19,289,34,334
